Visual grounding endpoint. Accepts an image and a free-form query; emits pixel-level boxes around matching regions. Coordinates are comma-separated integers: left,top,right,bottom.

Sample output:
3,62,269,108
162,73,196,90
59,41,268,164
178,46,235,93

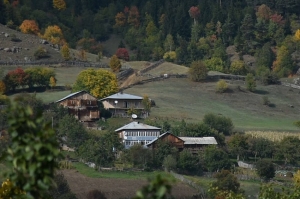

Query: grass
73,162,171,180
125,78,300,131
145,62,188,76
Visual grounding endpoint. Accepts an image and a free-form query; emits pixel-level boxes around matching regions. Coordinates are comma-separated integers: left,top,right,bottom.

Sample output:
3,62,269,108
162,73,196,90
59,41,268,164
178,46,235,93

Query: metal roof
179,137,218,145
100,92,143,101
115,121,161,132
55,90,96,103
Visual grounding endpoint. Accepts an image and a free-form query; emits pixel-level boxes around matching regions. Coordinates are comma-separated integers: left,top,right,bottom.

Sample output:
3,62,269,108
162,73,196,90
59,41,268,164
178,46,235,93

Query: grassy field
125,78,300,131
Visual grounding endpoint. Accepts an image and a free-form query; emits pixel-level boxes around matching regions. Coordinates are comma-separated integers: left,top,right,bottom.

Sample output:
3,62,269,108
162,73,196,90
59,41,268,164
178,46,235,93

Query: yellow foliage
0,179,24,198
73,68,119,99
53,0,66,10
43,25,64,45
50,76,56,88
294,170,300,186
19,20,40,35
78,49,87,61
109,55,121,72
115,12,126,27
0,80,6,94
163,51,176,61
61,43,71,60
245,131,300,142
295,29,300,41
216,79,228,93
3,0,9,5
230,60,246,75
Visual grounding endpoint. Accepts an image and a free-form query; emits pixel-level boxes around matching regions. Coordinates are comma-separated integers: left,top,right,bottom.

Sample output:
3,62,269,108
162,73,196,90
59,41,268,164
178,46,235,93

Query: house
146,133,218,154
146,132,184,151
56,90,100,122
100,92,144,117
180,137,218,154
115,121,161,149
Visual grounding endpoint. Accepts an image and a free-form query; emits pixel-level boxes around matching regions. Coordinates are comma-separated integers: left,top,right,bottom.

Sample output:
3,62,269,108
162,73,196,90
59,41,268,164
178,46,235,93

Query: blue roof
115,121,161,132
100,92,143,101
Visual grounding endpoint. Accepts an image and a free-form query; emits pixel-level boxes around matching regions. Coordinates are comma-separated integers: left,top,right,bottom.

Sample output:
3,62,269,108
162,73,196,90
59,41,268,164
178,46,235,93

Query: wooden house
146,132,184,151
179,137,218,154
115,121,161,149
100,92,145,117
56,90,100,122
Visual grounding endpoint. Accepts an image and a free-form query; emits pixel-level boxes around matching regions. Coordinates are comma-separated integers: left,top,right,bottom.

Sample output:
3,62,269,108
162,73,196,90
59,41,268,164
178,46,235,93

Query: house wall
118,129,160,149
103,99,144,109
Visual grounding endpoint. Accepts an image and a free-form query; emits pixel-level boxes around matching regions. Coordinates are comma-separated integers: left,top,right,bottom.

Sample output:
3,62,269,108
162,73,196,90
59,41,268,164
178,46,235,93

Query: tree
227,134,249,160
48,173,77,199
177,149,200,174
76,38,103,54
50,76,56,89
142,95,151,116
277,136,300,164
128,6,140,28
272,45,295,77
204,146,231,172
86,189,107,199
53,0,66,10
25,67,56,88
230,60,247,75
19,20,39,35
248,137,274,160
245,73,256,92
295,29,300,41
0,80,6,94
13,93,44,116
154,141,177,168
163,155,177,172
256,159,275,181
109,55,121,72
72,68,118,99
4,101,60,199
203,113,233,135
4,67,29,91
43,25,64,45
164,34,174,52
61,43,71,60
115,48,129,61
188,6,200,25
57,114,88,149
114,12,126,28
204,57,225,72
212,170,241,193
256,4,271,21
188,61,208,82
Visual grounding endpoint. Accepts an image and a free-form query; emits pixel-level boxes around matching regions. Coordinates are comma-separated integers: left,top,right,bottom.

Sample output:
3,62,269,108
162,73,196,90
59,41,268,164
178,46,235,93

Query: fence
170,171,207,199
138,59,165,74
0,60,109,68
281,82,300,90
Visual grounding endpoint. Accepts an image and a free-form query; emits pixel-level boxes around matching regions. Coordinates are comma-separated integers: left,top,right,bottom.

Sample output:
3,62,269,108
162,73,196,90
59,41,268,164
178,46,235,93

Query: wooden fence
0,60,109,68
138,59,165,74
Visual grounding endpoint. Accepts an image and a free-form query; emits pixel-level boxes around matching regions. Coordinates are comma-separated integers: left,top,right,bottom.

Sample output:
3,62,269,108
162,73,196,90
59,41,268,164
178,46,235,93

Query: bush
34,47,50,60
86,189,107,199
256,159,275,181
188,60,208,82
163,51,177,62
246,73,256,92
203,113,234,135
216,80,228,93
262,96,270,106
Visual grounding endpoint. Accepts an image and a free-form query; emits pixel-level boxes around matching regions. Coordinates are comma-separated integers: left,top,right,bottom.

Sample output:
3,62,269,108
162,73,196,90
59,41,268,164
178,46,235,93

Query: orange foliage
61,43,71,60
0,81,6,94
128,6,140,27
115,12,127,27
19,20,40,35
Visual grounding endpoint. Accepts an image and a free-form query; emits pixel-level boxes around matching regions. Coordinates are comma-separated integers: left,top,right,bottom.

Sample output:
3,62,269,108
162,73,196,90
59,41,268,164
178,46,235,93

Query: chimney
120,89,123,94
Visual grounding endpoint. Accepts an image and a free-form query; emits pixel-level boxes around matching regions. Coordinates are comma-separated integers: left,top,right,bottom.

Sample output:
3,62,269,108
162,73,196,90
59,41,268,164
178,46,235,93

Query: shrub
230,60,247,75
163,51,177,62
246,73,256,92
262,96,270,106
216,80,228,93
116,48,129,61
86,190,107,199
34,47,50,60
188,60,208,82
256,159,275,181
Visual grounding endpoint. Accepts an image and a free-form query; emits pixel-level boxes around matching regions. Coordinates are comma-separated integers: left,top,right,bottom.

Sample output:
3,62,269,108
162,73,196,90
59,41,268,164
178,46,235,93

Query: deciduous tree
43,25,64,45
256,159,275,181
204,146,231,172
212,170,241,193
0,81,6,94
115,48,129,61
188,61,208,82
53,0,66,10
4,67,29,91
49,76,56,89
188,6,200,25
128,6,140,28
72,68,118,99
61,43,71,60
245,73,256,92
19,20,39,35
230,60,247,75
109,55,121,72
256,4,272,21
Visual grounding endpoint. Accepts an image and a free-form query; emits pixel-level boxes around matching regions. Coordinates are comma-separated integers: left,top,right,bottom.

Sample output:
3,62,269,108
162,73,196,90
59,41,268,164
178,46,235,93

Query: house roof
179,137,218,145
146,132,183,146
100,92,143,101
55,90,96,103
115,121,161,132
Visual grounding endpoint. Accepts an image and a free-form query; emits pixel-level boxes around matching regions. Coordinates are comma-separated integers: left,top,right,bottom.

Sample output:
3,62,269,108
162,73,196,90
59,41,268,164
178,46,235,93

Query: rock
40,39,49,44
3,48,11,52
4,33,9,37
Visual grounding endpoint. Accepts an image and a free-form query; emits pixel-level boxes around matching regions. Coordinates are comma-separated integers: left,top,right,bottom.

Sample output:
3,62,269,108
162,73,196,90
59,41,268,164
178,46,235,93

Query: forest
1,0,300,79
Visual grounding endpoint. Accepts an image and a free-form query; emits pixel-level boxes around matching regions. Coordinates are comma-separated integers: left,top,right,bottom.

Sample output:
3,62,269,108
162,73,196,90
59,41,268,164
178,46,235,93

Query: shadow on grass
255,90,269,95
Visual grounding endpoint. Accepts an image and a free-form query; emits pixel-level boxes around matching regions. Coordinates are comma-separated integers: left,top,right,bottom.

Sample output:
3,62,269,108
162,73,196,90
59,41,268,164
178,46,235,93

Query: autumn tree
109,55,121,72
128,6,140,27
188,61,208,82
245,73,256,92
4,68,29,91
0,81,6,94
61,43,71,60
115,48,129,61
142,95,151,117
72,68,118,99
77,38,102,54
272,45,294,77
256,4,271,21
25,67,56,88
19,20,39,35
189,6,200,25
294,29,300,41
43,25,64,45
230,60,247,75
114,12,126,27
53,0,66,10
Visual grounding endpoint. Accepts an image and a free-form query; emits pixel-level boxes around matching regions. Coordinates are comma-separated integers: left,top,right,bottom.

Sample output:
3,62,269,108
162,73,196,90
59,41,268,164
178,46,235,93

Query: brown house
100,92,145,117
56,90,100,122
146,132,185,151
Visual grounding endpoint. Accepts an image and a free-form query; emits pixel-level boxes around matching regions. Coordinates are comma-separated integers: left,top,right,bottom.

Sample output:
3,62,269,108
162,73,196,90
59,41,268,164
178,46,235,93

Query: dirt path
62,169,199,199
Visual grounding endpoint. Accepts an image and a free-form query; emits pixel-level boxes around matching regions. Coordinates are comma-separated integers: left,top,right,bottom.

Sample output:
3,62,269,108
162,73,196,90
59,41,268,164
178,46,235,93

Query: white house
115,121,161,149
